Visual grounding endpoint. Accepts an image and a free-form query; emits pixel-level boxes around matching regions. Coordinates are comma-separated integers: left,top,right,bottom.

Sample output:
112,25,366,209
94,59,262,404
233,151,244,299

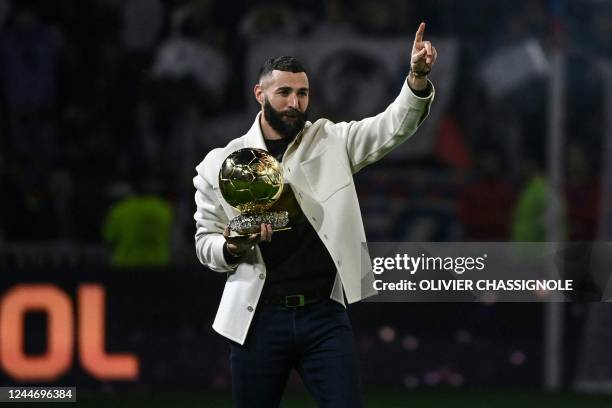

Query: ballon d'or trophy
219,148,290,236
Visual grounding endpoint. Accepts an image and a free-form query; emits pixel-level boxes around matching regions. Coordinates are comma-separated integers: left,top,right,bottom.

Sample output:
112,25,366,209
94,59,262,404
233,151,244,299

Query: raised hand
410,22,437,89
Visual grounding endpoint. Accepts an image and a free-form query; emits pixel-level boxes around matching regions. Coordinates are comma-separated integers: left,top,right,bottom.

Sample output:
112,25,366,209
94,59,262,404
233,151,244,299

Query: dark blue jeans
230,298,363,408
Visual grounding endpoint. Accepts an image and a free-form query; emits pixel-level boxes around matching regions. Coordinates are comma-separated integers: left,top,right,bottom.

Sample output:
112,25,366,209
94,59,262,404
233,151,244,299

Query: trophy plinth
228,211,289,236
219,148,290,236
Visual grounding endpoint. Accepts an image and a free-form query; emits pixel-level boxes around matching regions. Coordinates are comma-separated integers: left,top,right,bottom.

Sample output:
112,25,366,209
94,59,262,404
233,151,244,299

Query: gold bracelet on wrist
410,68,430,78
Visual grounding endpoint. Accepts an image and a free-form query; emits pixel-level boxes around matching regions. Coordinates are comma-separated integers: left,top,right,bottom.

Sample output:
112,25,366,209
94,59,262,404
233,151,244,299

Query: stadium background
1,0,612,406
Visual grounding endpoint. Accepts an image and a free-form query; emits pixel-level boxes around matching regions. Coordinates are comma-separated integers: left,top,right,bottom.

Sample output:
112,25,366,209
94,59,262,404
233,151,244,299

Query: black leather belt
261,290,327,307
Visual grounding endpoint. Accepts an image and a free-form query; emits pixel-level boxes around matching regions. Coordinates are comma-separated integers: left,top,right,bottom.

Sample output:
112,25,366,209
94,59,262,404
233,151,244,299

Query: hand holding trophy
218,148,290,237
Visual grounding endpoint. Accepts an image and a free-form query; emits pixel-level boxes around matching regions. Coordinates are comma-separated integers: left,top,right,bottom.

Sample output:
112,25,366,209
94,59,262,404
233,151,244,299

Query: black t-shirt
258,137,336,298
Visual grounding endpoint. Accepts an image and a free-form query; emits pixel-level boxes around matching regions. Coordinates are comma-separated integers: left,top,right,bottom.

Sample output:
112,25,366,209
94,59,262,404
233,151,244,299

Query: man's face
255,70,309,140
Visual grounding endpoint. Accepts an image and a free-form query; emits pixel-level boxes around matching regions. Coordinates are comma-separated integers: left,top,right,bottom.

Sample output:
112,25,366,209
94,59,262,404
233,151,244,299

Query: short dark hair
258,56,307,82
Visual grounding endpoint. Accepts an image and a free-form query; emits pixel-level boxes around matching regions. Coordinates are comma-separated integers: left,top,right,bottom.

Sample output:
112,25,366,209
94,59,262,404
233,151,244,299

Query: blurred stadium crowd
0,0,610,263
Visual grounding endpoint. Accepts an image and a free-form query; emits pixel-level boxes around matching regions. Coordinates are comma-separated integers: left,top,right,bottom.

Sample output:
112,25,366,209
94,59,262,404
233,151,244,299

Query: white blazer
193,78,434,344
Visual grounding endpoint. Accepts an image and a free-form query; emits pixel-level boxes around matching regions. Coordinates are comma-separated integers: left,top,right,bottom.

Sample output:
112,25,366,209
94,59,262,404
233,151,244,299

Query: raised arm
331,22,438,173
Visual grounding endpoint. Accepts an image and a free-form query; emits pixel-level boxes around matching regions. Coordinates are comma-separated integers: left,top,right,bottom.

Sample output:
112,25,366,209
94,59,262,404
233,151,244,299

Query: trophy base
229,211,290,236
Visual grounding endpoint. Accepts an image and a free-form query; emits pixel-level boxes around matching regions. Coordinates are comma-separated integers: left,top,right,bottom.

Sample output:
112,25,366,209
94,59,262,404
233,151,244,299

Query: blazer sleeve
193,160,239,273
328,78,435,174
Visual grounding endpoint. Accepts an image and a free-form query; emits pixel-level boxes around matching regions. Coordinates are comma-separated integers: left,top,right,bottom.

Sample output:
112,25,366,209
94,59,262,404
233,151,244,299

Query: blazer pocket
301,149,351,202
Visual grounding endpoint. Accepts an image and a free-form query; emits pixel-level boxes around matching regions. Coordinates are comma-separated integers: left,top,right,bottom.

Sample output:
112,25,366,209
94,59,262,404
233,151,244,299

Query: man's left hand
409,22,437,91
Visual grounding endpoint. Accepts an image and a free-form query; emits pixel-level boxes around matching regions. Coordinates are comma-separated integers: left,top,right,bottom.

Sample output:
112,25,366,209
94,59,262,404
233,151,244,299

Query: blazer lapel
244,112,268,151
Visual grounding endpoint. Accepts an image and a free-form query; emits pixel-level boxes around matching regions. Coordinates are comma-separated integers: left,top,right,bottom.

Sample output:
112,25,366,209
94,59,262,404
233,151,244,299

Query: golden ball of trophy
219,148,289,235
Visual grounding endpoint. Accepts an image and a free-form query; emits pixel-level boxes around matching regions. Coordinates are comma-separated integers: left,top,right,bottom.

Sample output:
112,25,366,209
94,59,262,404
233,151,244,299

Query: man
193,22,437,407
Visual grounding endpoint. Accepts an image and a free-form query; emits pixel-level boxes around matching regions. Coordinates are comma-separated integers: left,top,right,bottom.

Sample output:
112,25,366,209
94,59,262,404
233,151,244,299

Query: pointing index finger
414,22,426,44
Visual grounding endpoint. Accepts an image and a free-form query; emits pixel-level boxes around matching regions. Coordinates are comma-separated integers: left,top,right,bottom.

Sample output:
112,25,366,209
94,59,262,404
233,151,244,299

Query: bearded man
193,22,437,408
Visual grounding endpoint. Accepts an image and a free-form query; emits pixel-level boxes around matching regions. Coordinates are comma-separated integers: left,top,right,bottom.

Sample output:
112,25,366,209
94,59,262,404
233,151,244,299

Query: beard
263,98,307,141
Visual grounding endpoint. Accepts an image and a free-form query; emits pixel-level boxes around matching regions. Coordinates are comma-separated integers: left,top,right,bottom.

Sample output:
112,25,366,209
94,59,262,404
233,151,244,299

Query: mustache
281,109,301,117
